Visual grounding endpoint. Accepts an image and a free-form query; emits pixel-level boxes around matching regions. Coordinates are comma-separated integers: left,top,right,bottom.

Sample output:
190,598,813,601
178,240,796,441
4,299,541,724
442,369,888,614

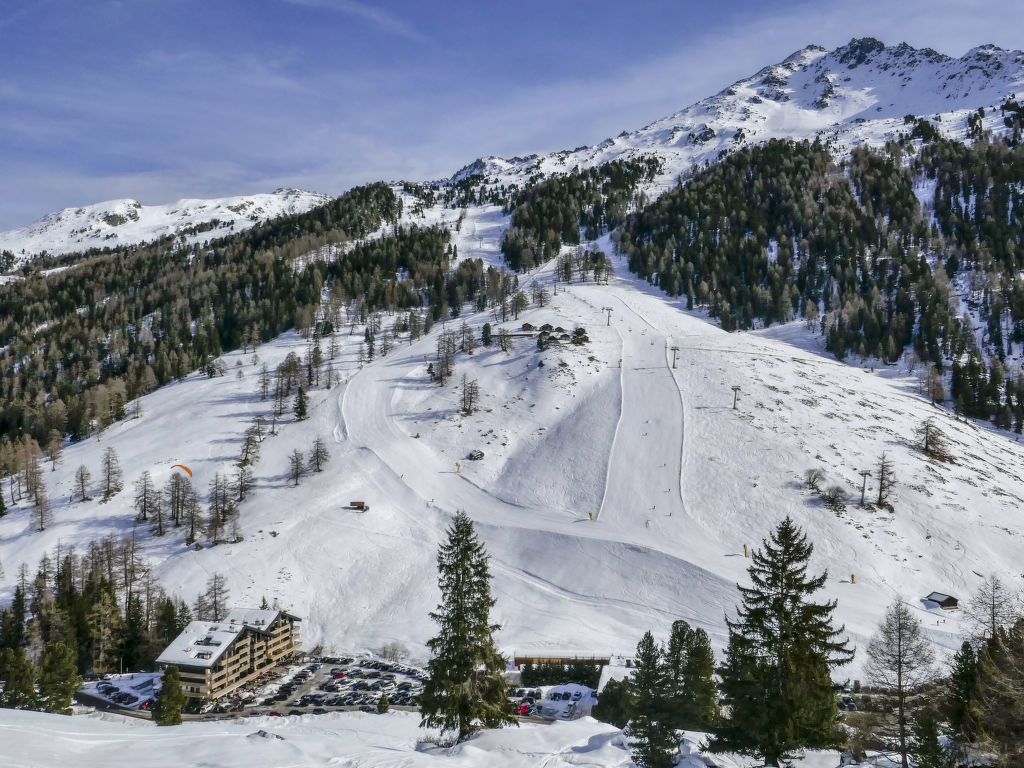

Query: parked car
268,711,283,717
358,705,375,713
312,708,327,715
516,703,530,715
571,691,582,701
288,709,304,716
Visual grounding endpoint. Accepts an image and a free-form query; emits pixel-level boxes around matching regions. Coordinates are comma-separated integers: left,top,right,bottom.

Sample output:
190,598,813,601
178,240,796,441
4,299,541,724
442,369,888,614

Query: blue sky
0,0,1021,228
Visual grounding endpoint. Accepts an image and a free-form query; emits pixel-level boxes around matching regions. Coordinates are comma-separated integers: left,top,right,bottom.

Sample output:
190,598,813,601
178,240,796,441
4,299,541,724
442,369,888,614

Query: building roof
156,608,300,669
925,591,957,603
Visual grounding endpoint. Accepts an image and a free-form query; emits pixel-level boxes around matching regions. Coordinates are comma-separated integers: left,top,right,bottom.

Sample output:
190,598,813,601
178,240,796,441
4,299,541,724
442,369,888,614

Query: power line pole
731,385,741,410
601,307,613,326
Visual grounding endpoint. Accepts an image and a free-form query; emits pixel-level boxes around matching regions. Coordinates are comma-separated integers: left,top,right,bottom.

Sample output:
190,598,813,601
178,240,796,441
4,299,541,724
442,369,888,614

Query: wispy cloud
284,0,426,42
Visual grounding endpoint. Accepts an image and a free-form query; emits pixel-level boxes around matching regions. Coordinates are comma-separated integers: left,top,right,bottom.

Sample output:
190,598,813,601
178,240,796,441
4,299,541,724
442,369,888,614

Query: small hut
924,592,958,610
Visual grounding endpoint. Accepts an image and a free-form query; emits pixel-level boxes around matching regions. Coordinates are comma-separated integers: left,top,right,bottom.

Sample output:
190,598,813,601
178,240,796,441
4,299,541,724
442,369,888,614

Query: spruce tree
664,619,719,730
520,660,534,686
909,711,947,768
948,641,982,747
0,647,38,709
120,593,147,671
377,692,390,713
712,517,853,766
39,641,80,714
419,511,516,744
294,386,308,420
153,665,186,725
628,631,677,768
0,584,27,650
592,677,634,728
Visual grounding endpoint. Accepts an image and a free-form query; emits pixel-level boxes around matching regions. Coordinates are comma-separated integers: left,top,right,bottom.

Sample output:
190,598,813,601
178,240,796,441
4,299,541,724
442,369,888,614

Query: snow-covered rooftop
156,621,245,668
156,609,297,669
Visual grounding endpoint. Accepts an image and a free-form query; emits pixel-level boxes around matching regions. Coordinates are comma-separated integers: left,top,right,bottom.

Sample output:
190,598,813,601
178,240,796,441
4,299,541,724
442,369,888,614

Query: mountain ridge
4,37,1022,262
0,187,331,263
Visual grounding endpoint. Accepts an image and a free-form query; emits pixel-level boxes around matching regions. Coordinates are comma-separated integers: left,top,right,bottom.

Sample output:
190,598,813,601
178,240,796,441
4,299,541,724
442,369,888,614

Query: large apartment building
156,608,301,700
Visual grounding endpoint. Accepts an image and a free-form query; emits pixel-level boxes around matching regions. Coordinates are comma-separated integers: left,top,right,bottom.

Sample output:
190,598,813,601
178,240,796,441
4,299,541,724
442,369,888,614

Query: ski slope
2,202,1022,679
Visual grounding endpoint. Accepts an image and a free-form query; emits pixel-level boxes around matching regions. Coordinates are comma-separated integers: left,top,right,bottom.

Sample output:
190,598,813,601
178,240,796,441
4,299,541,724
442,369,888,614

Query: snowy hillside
451,38,1024,194
0,188,331,262
0,708,854,768
3,36,1024,688
2,201,1022,677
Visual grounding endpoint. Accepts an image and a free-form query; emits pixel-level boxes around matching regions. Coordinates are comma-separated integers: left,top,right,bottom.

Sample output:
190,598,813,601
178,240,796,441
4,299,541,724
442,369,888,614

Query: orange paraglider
171,464,193,477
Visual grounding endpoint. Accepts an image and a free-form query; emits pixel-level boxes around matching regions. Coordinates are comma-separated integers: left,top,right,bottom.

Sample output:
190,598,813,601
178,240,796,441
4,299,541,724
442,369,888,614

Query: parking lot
195,655,426,720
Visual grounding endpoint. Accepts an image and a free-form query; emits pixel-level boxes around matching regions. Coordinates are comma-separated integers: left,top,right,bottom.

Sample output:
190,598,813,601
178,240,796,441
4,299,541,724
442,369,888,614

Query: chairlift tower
859,470,872,506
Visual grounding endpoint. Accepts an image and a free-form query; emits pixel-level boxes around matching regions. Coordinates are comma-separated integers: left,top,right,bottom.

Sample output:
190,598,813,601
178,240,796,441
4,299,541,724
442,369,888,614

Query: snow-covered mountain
452,38,1024,190
0,188,332,262
3,37,1024,675
5,39,1021,267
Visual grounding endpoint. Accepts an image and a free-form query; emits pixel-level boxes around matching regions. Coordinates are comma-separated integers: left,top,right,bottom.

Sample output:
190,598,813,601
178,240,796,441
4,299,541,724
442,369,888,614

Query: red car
516,703,530,716
333,673,346,679
268,711,284,717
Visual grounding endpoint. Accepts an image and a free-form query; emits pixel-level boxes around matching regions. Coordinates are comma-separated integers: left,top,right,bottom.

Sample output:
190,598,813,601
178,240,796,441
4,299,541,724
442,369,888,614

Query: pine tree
239,426,261,466
309,436,329,472
520,660,535,686
591,677,634,728
183,485,202,545
288,449,305,486
419,511,516,743
120,593,147,671
74,464,91,502
39,641,80,714
31,468,51,531
87,583,122,673
628,631,677,768
377,692,390,713
948,641,982,748
664,619,718,730
204,573,229,621
0,647,37,709
101,447,124,502
909,710,947,768
134,470,161,523
977,617,1024,765
965,574,1021,644
712,517,854,767
233,464,254,502
153,665,186,725
294,386,308,420
0,584,28,650
865,601,935,768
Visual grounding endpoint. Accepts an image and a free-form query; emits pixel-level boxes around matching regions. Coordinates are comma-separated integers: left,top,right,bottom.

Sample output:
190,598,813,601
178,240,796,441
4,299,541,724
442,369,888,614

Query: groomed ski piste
2,200,1022,677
